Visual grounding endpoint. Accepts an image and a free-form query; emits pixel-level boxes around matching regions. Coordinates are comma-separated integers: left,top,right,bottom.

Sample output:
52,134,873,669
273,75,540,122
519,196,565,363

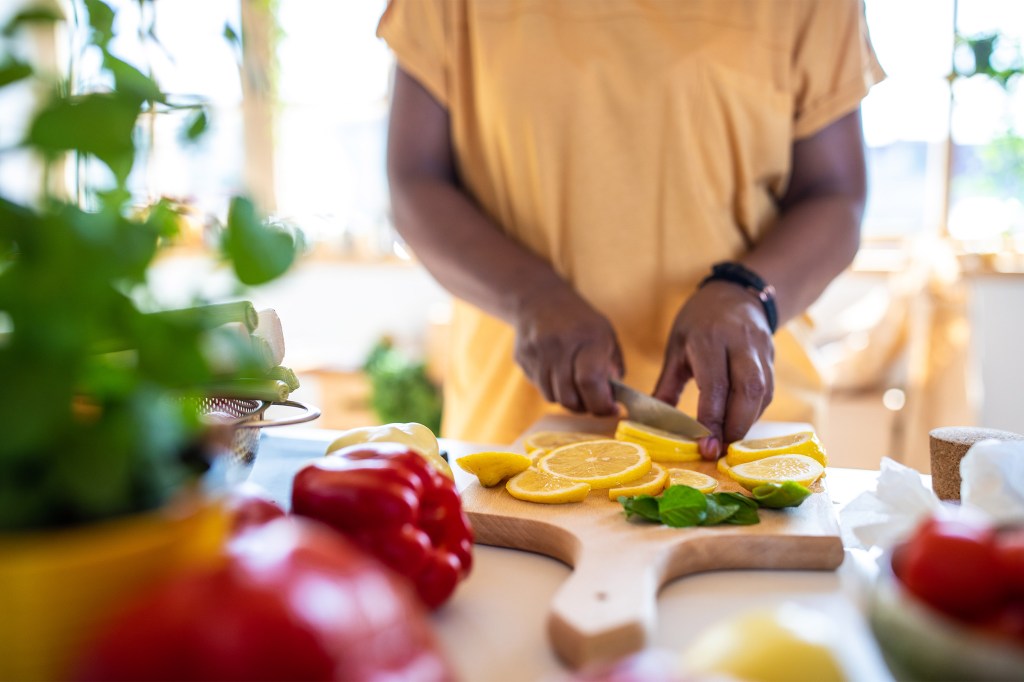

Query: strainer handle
243,399,321,428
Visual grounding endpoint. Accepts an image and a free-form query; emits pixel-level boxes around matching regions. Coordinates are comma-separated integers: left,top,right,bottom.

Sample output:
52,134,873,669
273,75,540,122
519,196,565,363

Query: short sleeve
376,0,449,107
791,0,885,139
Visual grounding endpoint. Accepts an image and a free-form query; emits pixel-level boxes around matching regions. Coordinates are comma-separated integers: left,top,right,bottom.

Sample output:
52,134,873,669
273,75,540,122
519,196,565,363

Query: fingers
515,323,621,415
653,339,693,407
573,344,618,415
550,360,583,413
723,349,768,444
690,340,728,460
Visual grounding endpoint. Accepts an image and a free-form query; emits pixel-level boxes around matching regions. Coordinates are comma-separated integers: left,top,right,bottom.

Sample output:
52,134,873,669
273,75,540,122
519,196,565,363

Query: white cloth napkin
841,438,1024,550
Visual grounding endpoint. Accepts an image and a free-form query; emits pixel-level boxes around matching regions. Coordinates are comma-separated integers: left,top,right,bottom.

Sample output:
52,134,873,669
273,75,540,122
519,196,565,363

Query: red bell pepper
72,517,453,681
291,442,473,609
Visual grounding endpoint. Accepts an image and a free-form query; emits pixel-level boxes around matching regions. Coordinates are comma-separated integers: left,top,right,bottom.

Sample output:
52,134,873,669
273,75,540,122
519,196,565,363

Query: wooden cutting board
459,415,844,669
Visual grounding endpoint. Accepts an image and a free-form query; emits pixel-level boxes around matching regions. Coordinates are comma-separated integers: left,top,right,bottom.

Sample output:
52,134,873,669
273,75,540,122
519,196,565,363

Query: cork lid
929,426,1024,445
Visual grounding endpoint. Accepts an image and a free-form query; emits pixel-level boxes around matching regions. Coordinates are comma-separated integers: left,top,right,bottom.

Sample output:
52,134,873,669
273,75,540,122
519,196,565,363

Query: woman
378,0,884,456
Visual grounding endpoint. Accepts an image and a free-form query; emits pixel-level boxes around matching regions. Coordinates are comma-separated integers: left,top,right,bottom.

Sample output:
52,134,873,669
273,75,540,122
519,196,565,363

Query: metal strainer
197,397,320,466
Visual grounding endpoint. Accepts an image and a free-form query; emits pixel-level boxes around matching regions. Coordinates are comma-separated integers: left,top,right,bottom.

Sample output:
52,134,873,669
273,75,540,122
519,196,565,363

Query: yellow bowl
868,548,1024,681
0,496,227,681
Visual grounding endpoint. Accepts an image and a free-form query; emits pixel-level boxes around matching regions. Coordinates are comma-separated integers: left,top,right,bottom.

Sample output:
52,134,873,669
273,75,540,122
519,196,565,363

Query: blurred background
2,0,1022,470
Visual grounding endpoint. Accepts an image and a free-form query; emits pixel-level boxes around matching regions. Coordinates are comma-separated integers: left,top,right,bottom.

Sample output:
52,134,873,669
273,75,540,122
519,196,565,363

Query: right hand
512,287,623,416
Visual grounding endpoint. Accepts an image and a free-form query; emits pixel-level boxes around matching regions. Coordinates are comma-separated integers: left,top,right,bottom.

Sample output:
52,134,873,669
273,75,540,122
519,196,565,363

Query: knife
609,379,711,440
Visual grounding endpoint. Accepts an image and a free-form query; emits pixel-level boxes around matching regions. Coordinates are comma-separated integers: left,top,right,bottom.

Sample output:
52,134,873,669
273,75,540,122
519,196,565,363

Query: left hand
653,281,775,460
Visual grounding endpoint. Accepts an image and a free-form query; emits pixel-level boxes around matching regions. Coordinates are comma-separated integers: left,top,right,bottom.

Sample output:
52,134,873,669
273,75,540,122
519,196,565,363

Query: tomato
222,481,286,535
72,517,453,681
897,517,1005,620
977,601,1024,648
996,528,1024,598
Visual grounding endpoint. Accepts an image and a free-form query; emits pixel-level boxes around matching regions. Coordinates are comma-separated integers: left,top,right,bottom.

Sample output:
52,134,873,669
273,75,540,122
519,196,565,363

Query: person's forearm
389,174,570,325
739,193,862,325
737,110,867,326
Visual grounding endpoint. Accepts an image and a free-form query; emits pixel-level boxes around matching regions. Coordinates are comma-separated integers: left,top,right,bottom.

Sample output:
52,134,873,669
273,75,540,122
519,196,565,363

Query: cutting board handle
547,543,664,669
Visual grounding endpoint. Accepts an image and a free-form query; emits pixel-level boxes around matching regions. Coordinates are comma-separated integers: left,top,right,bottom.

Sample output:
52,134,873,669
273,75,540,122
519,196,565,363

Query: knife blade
609,379,711,439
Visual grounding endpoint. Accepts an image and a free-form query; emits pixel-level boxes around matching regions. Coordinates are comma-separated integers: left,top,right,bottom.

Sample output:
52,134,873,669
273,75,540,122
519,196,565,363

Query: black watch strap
698,261,778,333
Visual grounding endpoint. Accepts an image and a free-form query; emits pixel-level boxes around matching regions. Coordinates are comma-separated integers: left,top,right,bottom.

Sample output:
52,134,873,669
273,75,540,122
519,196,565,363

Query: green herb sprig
619,480,812,528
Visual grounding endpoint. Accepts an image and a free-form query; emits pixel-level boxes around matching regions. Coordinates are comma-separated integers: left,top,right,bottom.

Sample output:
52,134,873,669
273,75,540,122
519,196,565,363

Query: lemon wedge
455,451,531,487
726,431,827,468
607,462,668,500
614,420,700,463
725,454,824,491
506,468,591,503
665,468,719,493
682,603,846,682
538,440,651,489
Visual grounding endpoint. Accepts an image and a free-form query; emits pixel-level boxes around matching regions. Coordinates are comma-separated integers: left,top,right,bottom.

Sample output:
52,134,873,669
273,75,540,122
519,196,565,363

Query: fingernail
700,437,720,460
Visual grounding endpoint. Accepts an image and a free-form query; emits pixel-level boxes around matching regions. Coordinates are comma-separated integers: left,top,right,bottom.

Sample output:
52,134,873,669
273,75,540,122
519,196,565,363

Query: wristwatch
698,261,778,333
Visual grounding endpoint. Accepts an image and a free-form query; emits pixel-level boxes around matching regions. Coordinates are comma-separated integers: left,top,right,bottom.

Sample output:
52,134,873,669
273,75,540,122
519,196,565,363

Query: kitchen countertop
249,427,896,682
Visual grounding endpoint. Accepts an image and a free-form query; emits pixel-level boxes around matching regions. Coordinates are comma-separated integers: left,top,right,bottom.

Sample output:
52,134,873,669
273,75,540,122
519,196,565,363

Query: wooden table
249,427,895,682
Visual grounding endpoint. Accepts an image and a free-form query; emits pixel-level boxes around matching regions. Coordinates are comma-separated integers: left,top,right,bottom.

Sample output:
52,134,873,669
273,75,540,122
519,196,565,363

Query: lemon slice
607,462,668,500
455,451,531,487
726,431,827,468
506,468,591,503
726,454,824,491
523,431,602,459
665,468,719,493
538,439,651,489
614,420,700,463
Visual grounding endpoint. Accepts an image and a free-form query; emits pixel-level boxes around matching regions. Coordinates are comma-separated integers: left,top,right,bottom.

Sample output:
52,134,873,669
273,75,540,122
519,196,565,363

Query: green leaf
223,196,296,285
103,53,164,103
223,23,240,48
712,492,760,525
752,481,812,509
620,495,661,523
84,0,115,49
701,495,739,525
182,108,208,143
2,6,64,37
0,59,32,89
27,92,141,183
658,485,707,527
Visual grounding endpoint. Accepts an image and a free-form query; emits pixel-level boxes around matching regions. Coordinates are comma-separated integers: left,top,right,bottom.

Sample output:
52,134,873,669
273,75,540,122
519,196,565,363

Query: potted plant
0,1,300,678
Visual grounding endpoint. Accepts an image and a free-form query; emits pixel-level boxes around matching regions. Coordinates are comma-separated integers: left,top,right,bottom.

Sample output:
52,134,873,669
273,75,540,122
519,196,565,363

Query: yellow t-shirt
378,0,884,444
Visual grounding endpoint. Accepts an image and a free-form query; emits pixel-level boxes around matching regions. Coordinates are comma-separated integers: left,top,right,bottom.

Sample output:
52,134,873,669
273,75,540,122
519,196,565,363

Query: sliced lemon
538,440,651,489
726,431,828,468
455,451,531,487
614,420,700,463
726,454,824,491
506,468,591,504
665,468,719,493
607,462,668,500
523,431,602,457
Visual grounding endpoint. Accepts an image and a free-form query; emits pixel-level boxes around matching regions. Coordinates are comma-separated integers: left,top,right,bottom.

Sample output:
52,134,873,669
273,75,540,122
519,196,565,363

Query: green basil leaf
620,495,661,523
658,485,707,527
714,491,759,509
752,481,812,509
723,503,761,525
701,495,739,525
